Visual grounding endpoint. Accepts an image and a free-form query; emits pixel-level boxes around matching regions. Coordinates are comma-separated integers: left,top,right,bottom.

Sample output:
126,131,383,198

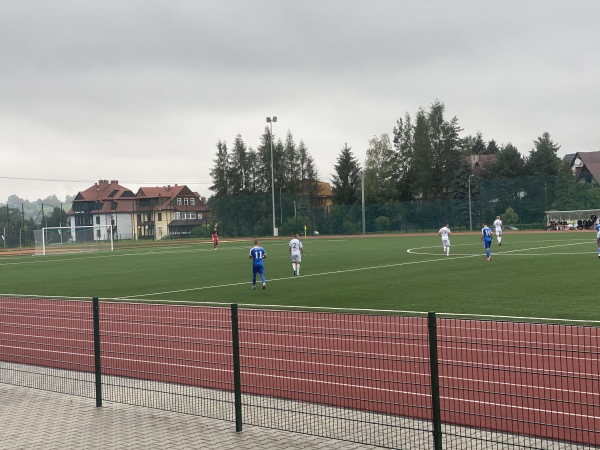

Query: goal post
33,225,114,256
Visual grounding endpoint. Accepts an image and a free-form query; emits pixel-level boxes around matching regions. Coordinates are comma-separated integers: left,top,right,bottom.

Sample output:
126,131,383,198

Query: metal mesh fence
237,309,432,449
2,297,600,449
436,318,600,449
99,302,235,421
0,297,95,397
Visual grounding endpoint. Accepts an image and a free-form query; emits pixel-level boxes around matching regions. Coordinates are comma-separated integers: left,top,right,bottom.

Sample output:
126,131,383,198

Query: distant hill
1,194,74,224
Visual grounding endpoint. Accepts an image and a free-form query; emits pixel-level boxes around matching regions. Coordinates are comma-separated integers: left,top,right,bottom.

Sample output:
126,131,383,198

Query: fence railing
1,297,599,449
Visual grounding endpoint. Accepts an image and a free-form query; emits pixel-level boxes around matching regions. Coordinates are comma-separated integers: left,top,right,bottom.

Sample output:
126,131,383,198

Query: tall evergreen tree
209,140,229,197
493,143,526,178
331,144,362,205
412,109,433,199
256,127,278,194
392,113,414,201
283,131,300,192
525,132,562,176
227,134,248,195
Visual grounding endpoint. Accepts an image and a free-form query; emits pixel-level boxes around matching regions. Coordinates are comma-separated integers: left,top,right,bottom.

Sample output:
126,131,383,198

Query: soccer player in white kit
438,223,451,256
289,233,304,275
493,216,503,246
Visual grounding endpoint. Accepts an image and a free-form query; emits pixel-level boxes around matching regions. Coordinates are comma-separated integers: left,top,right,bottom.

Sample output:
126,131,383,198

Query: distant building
69,179,136,240
311,181,333,208
134,184,211,240
468,154,497,176
68,180,212,241
564,151,600,185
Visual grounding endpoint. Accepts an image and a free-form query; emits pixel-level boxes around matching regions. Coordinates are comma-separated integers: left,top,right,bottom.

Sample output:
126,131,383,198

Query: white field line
3,239,600,324
4,345,600,421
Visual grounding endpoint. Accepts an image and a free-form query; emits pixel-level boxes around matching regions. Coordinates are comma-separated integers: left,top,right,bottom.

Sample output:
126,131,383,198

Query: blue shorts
483,240,492,249
253,265,264,275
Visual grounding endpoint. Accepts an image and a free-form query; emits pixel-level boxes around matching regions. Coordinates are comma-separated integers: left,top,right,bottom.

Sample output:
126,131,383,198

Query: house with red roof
69,179,136,240
68,180,212,241
133,184,210,240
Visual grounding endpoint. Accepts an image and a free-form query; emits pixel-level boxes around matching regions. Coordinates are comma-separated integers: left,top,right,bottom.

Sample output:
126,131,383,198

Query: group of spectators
546,215,598,231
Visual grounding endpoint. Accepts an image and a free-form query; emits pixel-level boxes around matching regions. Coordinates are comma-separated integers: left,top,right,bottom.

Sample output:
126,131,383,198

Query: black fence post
231,304,242,432
428,311,442,450
92,297,102,408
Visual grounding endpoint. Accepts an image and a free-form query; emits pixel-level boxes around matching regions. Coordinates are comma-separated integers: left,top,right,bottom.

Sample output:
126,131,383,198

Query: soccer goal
33,225,114,256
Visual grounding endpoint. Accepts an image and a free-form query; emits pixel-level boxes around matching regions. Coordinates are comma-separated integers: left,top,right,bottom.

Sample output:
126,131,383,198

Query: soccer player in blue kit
596,221,600,258
481,222,493,261
249,239,267,289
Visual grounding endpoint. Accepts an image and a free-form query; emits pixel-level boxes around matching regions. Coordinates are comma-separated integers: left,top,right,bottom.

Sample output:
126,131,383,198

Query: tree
463,131,487,155
392,113,414,201
209,140,229,197
411,108,433,199
486,139,500,155
46,206,67,228
282,131,300,193
331,144,362,205
525,132,562,176
492,143,526,178
227,135,249,195
364,133,396,202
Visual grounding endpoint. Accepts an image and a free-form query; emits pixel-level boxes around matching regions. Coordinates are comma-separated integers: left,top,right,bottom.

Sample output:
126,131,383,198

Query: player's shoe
262,284,266,289
499,242,501,246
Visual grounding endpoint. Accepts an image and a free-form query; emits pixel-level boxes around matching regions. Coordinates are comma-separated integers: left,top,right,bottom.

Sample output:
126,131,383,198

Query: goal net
33,225,114,256
545,209,600,230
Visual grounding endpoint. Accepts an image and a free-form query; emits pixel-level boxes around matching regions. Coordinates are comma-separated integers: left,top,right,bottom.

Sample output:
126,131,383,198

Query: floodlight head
266,117,271,123
272,116,277,122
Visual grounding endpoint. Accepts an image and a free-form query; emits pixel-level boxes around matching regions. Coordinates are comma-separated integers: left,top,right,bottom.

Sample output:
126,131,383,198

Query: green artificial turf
1,231,598,323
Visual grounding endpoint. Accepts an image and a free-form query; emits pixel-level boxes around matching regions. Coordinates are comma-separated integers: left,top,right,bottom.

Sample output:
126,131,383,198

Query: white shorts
441,238,450,247
291,252,302,263
495,228,502,236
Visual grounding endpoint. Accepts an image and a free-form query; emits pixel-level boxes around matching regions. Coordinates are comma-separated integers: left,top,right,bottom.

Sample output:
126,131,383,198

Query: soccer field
1,231,599,322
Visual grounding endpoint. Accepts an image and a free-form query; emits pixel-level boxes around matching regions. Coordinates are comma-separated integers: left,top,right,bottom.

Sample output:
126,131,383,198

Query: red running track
0,298,598,446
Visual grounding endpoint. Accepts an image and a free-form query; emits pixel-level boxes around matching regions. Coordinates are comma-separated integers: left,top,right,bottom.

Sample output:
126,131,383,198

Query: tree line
208,100,600,235
331,100,566,207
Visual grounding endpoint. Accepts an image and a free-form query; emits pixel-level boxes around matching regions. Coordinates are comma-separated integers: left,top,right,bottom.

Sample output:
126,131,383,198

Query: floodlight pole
468,175,474,231
267,116,277,237
361,171,366,235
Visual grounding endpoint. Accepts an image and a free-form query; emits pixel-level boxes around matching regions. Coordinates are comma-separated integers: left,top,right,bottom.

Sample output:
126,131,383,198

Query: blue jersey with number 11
250,247,266,267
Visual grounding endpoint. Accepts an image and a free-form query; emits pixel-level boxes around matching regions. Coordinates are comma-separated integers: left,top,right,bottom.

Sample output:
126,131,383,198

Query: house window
137,213,142,222
190,213,196,219
183,197,189,205
198,213,202,220
146,213,152,222
174,212,180,220
158,213,162,221
177,198,182,205
158,227,163,238
190,198,195,205
96,216,100,224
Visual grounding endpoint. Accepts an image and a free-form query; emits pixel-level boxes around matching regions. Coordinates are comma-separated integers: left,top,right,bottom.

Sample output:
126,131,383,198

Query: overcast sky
1,0,599,203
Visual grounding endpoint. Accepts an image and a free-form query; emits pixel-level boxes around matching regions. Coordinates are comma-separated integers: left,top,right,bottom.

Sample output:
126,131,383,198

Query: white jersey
438,226,451,241
493,219,503,230
289,238,303,262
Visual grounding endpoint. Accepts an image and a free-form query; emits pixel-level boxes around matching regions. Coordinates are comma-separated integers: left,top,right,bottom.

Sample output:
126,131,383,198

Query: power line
0,176,212,185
